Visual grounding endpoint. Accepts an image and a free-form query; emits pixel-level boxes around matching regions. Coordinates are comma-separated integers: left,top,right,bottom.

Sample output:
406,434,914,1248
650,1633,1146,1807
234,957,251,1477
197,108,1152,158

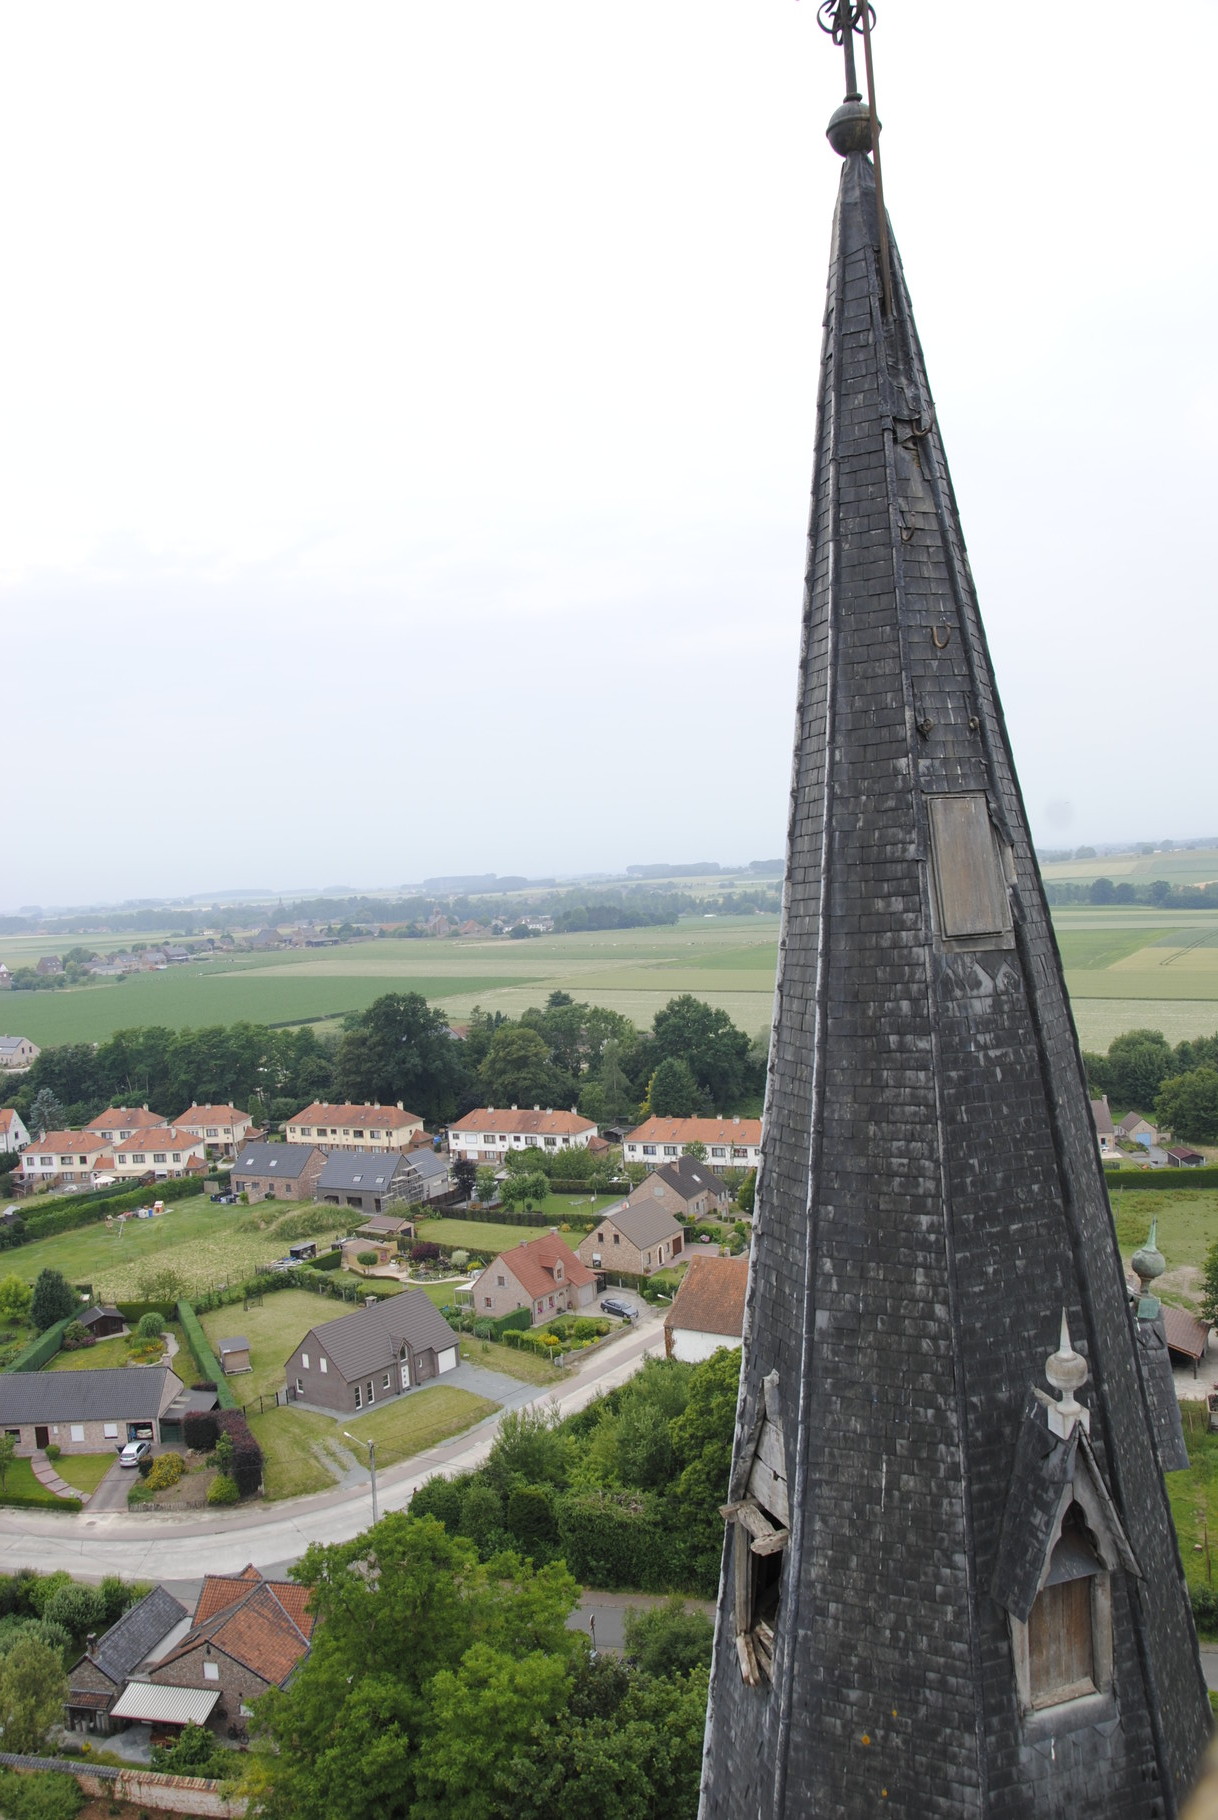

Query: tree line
1084,1027,1218,1143
2,990,766,1144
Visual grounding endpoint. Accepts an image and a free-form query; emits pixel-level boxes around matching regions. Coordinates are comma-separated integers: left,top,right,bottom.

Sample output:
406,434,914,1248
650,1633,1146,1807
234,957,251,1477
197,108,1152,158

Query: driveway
0,1308,669,1580
86,1456,136,1514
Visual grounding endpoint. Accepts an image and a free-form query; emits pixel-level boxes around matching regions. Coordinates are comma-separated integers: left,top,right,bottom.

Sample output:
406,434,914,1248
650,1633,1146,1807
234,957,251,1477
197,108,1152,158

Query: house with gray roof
576,1197,685,1277
397,1145,452,1202
0,1367,185,1455
631,1154,732,1221
285,1290,461,1415
65,1585,188,1734
233,1141,327,1203
314,1150,416,1215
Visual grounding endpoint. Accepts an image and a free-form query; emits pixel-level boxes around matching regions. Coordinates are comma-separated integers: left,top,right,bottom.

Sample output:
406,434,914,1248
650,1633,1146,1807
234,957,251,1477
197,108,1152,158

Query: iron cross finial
816,1,875,105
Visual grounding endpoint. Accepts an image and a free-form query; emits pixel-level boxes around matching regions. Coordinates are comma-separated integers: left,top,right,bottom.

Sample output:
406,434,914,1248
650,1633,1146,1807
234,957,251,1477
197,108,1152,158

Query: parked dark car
600,1297,636,1320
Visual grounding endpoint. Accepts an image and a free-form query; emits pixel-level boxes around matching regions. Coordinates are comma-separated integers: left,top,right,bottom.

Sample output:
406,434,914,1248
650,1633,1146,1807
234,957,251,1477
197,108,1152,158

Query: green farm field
8,898,1218,1055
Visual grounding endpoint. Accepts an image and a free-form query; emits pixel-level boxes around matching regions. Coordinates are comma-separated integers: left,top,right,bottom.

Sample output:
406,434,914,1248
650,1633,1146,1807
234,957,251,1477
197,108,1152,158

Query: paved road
0,1312,666,1581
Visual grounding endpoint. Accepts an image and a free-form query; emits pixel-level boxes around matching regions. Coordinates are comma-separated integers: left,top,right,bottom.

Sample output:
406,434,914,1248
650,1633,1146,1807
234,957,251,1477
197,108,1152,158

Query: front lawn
0,1457,68,1506
458,1335,566,1386
48,1334,132,1371
424,1216,581,1255
53,1452,117,1495
248,1406,338,1501
344,1385,499,1467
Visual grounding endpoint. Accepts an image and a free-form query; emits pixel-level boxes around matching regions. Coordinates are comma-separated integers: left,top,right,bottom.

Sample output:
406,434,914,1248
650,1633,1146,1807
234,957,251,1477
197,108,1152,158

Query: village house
627,1154,732,1222
85,1106,164,1144
447,1106,598,1165
0,1366,185,1454
64,1585,189,1736
0,965,10,989
622,1115,763,1172
0,1106,29,1154
397,1145,452,1201
576,1198,685,1277
233,1142,327,1203
143,1567,315,1738
35,955,62,976
285,1291,461,1413
468,1233,596,1326
109,1125,208,1181
663,1253,749,1363
1090,1094,1117,1156
1118,1111,1159,1149
18,1129,114,1189
171,1102,256,1157
0,1034,40,1070
314,1150,418,1215
286,1101,425,1153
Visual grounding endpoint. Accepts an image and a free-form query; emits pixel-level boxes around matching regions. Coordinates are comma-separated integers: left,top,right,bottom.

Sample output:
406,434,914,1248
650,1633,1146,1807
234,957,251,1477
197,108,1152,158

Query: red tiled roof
157,1570,315,1689
112,1126,204,1155
21,1130,111,1157
492,1234,595,1301
450,1108,596,1137
85,1107,163,1132
664,1253,749,1339
289,1102,423,1129
626,1116,763,1148
193,1566,262,1624
172,1105,251,1128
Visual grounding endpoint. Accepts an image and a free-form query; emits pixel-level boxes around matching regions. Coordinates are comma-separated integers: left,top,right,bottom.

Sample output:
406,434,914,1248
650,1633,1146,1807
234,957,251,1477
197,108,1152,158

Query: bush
60,1322,93,1350
42,1580,106,1639
409,1241,443,1265
214,1409,263,1496
623,1596,715,1676
30,1270,77,1332
207,1473,240,1506
184,1408,219,1452
355,1251,380,1268
44,1443,61,1462
145,1453,185,1492
0,1769,84,1820
151,1719,231,1779
135,1311,164,1339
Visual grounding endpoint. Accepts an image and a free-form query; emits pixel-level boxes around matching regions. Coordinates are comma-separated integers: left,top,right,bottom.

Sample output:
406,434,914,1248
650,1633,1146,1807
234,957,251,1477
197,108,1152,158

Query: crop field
8,892,1218,1056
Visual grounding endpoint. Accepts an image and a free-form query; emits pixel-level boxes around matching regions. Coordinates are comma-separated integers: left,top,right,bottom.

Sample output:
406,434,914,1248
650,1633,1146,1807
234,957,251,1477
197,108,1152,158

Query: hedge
308,1246,343,1271
215,1409,264,1497
4,1317,72,1374
439,1205,599,1232
555,1489,687,1592
176,1303,238,1409
113,1301,175,1325
1105,1167,1218,1191
0,1491,83,1512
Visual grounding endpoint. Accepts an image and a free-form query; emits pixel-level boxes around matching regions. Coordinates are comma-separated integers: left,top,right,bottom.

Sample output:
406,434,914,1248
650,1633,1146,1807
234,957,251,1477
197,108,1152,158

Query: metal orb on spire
816,0,893,314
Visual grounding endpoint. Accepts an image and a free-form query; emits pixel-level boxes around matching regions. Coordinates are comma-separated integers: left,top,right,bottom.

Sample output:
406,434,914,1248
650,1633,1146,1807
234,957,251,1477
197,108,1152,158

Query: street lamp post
343,1431,378,1527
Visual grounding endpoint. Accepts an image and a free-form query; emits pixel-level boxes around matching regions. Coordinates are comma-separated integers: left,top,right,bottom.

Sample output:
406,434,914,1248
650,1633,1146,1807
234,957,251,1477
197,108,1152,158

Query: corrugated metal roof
110,1683,219,1725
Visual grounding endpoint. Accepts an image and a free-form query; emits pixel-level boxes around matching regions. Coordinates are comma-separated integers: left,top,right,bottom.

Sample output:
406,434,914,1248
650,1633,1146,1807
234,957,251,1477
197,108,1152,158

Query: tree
0,1632,68,1753
681,1141,708,1162
1088,877,1117,905
30,1269,76,1332
646,1059,700,1118
623,1597,715,1679
0,1275,33,1324
1155,1068,1218,1144
333,993,472,1126
501,1172,549,1213
28,1088,65,1139
478,1026,576,1110
651,996,753,1109
1105,1029,1174,1108
736,1170,757,1216
452,1158,478,1202
1148,879,1172,905
153,1721,232,1780
474,1166,499,1205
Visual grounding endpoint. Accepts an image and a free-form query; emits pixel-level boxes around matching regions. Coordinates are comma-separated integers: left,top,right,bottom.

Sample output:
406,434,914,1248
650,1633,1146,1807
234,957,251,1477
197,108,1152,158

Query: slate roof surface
401,1147,449,1183
0,1367,182,1423
1135,1311,1190,1472
300,1290,459,1383
234,1143,321,1176
316,1151,408,1193
491,1235,595,1301
699,142,1212,1815
593,1198,682,1250
88,1586,187,1687
664,1254,748,1339
643,1155,730,1204
1089,1094,1115,1137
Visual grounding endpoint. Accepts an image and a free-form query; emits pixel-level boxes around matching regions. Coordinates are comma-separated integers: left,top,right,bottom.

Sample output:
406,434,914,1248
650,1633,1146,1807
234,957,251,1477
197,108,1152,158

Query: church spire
698,14,1209,1816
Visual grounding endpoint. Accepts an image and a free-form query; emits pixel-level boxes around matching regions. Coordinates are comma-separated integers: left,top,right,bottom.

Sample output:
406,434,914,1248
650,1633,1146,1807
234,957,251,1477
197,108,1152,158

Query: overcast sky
4,1,1215,909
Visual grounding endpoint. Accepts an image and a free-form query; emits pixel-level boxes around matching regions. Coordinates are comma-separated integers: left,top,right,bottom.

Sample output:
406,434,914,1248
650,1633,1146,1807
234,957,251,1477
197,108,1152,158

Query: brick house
146,1566,315,1737
0,1034,40,1070
468,1233,596,1326
576,1199,685,1276
663,1254,749,1363
623,1116,763,1172
233,1141,327,1203
626,1155,732,1222
85,1106,165,1144
315,1149,418,1215
285,1101,425,1154
35,955,62,976
171,1103,256,1157
447,1106,598,1165
65,1585,188,1735
0,1367,185,1454
285,1291,461,1413
1090,1095,1117,1157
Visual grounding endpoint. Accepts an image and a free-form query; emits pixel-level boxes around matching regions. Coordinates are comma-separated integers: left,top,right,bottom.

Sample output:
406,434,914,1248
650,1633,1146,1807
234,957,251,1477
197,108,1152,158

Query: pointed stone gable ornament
697,6,1210,1815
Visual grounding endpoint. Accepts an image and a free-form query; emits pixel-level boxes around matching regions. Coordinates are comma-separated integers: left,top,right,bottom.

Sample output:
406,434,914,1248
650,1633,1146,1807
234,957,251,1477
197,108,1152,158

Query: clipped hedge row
1105,1166,1218,1191
308,1246,343,1271
443,1205,598,1231
0,1491,83,1513
19,1174,205,1246
4,1317,72,1374
175,1302,238,1409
